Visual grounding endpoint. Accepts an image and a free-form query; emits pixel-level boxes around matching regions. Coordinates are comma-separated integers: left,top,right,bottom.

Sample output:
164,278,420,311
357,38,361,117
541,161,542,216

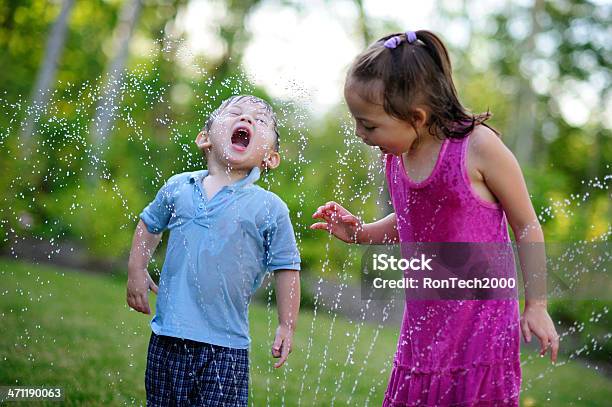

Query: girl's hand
271,325,294,368
126,270,159,315
310,201,364,243
520,303,559,363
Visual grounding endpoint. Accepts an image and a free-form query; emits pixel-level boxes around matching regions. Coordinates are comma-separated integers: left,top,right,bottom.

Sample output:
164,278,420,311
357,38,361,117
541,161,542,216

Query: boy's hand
310,201,364,243
520,303,559,363
126,270,159,315
271,325,294,368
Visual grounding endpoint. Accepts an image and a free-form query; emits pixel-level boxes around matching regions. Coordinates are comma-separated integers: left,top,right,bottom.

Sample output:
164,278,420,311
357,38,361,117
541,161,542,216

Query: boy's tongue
231,128,250,152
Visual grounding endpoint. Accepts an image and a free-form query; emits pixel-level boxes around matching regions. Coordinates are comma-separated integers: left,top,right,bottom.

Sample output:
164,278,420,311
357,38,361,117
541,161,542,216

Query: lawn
0,259,610,406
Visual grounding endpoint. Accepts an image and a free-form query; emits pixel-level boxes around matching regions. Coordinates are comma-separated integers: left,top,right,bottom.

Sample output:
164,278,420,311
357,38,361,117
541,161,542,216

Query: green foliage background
0,0,610,382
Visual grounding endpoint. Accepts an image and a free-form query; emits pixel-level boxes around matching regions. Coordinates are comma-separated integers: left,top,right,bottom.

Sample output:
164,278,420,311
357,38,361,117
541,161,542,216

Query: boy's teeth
231,128,250,148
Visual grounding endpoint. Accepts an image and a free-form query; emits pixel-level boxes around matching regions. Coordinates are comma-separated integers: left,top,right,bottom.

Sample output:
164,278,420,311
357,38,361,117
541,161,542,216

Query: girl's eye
229,111,240,116
358,120,375,131
256,118,268,125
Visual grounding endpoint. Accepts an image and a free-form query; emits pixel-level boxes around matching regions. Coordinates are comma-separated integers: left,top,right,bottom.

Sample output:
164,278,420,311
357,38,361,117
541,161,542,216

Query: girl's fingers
313,205,334,218
325,202,345,216
341,214,360,225
539,337,548,355
313,209,335,222
531,325,549,354
310,222,331,231
312,206,325,219
325,201,337,209
314,201,350,215
551,334,560,363
314,202,351,220
520,319,532,343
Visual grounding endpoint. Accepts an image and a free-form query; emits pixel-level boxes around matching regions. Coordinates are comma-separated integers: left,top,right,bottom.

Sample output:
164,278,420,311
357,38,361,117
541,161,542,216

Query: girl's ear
195,130,212,151
262,150,281,170
412,108,428,128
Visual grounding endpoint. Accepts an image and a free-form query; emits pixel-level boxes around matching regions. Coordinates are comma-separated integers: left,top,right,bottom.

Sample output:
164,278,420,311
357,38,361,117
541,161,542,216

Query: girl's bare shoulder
467,124,516,171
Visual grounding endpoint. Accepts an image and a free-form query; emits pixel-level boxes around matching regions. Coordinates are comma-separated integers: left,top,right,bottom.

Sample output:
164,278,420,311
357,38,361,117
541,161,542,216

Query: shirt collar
188,166,261,190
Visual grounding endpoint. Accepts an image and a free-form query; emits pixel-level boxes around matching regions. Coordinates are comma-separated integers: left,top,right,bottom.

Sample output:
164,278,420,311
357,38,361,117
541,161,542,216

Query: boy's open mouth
231,126,251,152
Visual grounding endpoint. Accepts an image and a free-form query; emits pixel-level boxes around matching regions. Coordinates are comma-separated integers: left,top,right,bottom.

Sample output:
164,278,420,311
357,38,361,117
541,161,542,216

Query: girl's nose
359,134,374,146
356,131,368,144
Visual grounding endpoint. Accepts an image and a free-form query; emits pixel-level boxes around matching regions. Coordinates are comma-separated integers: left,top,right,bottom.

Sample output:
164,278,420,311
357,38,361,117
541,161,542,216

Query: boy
126,95,301,406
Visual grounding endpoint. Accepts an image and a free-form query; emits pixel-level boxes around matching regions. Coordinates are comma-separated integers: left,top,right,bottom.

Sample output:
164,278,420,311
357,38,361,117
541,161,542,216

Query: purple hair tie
383,36,402,49
405,30,417,43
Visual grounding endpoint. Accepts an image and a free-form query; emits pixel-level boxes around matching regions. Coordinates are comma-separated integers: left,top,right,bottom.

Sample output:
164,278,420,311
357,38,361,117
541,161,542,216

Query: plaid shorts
145,332,249,406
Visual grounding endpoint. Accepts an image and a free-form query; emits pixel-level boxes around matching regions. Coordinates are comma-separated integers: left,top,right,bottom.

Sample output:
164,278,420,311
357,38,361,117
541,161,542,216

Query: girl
311,30,559,406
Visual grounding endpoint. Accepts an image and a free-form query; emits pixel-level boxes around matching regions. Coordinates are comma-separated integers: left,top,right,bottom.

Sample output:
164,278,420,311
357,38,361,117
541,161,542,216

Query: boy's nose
239,115,254,125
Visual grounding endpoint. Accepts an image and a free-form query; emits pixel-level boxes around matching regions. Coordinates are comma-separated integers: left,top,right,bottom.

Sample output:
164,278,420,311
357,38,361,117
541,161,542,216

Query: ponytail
346,30,497,139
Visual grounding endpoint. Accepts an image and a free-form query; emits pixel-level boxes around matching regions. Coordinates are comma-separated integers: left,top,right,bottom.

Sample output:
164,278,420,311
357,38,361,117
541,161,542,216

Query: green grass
0,259,610,406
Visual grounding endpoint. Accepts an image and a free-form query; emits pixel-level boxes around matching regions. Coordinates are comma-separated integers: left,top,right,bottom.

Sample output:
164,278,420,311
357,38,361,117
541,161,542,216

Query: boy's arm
126,219,163,314
474,129,559,363
271,270,300,368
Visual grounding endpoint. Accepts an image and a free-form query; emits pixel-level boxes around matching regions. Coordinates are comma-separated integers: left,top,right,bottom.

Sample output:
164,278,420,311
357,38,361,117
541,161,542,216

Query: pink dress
382,135,521,406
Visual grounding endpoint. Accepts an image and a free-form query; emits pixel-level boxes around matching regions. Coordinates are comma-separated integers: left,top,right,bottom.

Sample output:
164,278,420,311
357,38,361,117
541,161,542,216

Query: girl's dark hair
346,30,498,139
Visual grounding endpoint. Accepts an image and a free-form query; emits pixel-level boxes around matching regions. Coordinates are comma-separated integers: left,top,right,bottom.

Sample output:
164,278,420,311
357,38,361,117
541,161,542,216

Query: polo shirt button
198,203,204,209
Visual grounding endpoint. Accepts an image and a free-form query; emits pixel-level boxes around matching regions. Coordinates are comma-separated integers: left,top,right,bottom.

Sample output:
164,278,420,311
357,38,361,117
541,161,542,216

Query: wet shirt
139,167,300,349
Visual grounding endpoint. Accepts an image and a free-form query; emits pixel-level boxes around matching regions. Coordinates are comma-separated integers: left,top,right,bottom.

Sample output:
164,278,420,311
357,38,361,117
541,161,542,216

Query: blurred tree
353,0,371,45
361,1,393,217
0,0,608,268
19,0,74,157
508,0,543,166
438,0,610,241
88,0,143,180
215,0,263,76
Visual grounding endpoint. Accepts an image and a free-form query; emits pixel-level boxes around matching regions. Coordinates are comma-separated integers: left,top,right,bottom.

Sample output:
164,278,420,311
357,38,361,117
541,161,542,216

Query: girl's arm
471,127,559,363
358,212,399,244
311,201,398,244
271,270,300,368
126,219,162,314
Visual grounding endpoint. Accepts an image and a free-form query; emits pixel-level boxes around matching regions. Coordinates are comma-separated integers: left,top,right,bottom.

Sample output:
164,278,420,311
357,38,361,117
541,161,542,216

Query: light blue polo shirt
139,166,300,349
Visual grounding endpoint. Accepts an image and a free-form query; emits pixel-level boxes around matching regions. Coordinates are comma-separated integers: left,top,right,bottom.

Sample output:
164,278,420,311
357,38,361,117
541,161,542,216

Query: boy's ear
195,130,212,151
262,150,280,170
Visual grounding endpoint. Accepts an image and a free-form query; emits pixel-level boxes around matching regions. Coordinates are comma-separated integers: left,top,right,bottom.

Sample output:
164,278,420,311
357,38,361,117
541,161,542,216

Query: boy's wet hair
204,95,280,151
347,30,497,139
